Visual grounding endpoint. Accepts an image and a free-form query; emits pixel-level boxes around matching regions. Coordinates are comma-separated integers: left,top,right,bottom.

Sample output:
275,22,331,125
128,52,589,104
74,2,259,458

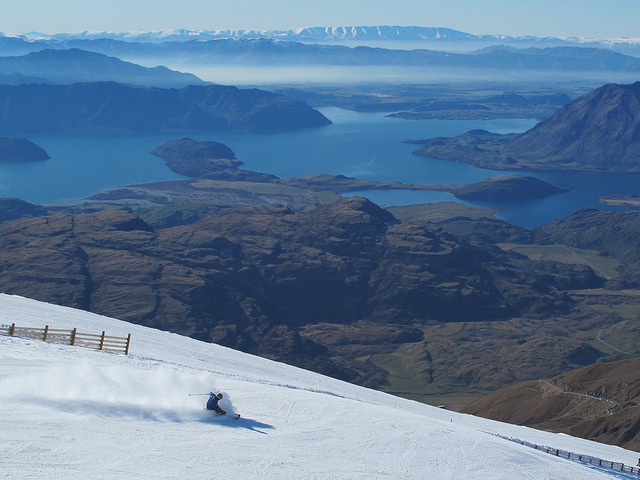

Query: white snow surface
1,293,638,479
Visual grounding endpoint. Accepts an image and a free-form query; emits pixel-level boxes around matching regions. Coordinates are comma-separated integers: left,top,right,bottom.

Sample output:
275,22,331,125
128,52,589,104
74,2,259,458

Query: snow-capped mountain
294,26,640,54
0,293,637,479
4,26,639,55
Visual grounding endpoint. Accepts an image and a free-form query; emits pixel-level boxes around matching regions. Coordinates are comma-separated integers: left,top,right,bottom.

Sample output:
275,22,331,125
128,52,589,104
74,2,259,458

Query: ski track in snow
1,293,639,479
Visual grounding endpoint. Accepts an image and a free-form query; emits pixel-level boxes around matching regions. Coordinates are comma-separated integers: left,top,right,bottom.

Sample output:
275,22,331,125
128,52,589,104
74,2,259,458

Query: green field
591,303,640,320
387,202,499,222
498,244,621,279
370,352,484,410
371,353,426,392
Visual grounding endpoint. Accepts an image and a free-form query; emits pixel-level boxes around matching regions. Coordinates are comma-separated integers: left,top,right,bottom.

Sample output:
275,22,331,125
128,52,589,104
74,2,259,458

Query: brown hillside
504,82,640,171
412,82,640,172
0,198,604,388
462,357,640,450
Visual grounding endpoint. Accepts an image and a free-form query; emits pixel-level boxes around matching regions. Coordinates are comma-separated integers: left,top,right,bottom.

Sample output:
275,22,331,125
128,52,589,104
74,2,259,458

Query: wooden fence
498,435,640,475
0,323,131,354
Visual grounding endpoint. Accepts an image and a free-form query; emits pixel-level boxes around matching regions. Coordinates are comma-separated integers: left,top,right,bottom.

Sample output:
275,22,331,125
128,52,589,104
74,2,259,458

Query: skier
206,392,227,415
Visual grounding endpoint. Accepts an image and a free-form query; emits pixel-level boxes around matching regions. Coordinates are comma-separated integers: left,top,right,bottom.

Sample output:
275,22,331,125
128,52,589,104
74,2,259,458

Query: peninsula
0,137,50,162
409,82,639,172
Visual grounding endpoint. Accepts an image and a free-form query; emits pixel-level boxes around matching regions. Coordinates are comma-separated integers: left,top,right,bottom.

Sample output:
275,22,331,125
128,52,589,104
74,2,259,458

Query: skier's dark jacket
207,393,226,415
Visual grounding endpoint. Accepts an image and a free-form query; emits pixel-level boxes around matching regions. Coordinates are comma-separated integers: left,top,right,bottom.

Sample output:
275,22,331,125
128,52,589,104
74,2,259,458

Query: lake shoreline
0,109,636,229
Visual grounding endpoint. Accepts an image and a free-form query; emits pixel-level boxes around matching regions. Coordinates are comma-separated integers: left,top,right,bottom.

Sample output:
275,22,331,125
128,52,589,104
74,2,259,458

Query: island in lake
89,138,568,213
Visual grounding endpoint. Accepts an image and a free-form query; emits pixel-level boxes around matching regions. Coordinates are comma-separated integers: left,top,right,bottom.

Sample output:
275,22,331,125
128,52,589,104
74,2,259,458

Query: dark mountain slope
0,82,331,134
0,48,206,87
462,357,640,450
412,82,640,172
0,198,602,381
0,198,49,223
504,82,640,171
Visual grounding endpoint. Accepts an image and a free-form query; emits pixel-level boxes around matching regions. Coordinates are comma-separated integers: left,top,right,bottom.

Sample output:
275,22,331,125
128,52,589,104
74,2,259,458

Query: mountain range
0,23,637,456
0,196,605,386
1,40,636,74
6,26,639,55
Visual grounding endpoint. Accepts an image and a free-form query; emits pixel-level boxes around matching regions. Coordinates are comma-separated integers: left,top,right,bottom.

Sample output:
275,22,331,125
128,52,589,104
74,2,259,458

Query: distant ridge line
2,26,638,55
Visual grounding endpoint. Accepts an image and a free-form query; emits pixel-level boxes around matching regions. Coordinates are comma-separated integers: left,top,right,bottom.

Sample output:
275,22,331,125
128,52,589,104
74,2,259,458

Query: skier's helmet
216,393,223,400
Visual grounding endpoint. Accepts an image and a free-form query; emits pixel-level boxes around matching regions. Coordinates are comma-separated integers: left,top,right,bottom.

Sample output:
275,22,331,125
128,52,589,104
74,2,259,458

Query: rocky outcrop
0,82,332,134
0,137,49,162
412,82,640,172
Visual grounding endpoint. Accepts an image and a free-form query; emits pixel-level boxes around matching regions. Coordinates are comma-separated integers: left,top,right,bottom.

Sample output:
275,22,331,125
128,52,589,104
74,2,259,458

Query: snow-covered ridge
0,293,637,479
2,25,638,54
7,25,638,43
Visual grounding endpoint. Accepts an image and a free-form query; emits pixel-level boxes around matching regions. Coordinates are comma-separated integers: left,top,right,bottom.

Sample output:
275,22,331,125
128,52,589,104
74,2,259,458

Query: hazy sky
2,0,638,38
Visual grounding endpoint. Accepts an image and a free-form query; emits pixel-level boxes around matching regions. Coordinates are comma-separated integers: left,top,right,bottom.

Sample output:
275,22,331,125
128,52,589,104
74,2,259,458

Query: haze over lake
165,64,640,87
0,107,636,229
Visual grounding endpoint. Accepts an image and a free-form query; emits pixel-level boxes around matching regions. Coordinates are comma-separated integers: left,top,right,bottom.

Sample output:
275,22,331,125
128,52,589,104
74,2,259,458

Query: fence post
99,331,106,350
43,325,49,342
70,328,77,345
9,323,15,336
125,333,131,355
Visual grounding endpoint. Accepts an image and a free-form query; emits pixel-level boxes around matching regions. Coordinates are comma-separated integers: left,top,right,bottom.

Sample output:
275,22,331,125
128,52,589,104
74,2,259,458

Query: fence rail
499,435,640,475
0,323,131,354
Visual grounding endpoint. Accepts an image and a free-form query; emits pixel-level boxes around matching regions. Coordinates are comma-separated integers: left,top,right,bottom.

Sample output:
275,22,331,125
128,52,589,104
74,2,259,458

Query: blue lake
0,107,637,229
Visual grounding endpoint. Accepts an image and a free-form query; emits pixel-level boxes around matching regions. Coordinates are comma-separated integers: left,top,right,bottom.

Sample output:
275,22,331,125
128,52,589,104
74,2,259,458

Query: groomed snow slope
0,293,637,479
